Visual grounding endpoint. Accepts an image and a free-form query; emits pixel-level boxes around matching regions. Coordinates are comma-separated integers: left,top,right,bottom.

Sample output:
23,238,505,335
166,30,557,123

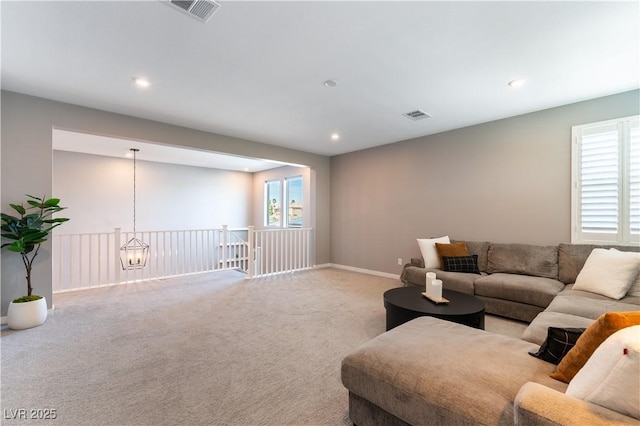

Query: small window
572,115,639,245
265,180,281,227
286,176,303,228
265,175,303,228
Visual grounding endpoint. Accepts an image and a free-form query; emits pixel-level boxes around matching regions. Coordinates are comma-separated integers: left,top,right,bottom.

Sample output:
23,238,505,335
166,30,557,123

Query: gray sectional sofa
522,243,640,345
341,317,638,426
400,241,640,327
341,241,640,425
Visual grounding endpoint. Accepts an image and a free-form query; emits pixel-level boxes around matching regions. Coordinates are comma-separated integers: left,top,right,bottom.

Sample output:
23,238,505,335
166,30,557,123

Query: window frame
264,179,282,228
264,175,304,228
571,114,639,246
285,175,303,228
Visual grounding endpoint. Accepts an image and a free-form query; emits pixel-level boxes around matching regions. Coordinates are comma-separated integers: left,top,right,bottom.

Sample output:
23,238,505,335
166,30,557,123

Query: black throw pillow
441,255,481,274
529,327,586,364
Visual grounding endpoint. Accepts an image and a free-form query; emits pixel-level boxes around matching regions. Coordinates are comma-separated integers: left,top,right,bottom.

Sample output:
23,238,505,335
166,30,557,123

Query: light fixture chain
131,148,139,235
134,149,136,234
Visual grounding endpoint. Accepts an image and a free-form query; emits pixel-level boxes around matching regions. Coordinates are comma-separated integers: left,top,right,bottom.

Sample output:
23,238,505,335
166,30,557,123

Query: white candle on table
432,279,443,300
426,272,436,295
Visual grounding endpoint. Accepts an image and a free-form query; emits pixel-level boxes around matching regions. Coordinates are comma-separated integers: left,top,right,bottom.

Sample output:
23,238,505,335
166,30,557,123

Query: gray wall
1,90,331,316
330,90,640,275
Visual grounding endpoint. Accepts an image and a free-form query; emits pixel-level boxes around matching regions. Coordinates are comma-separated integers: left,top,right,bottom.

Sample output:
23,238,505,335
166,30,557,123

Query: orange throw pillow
550,311,640,383
435,242,469,269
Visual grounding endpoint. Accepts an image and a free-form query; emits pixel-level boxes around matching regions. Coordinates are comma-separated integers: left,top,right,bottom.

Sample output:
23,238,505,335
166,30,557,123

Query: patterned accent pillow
529,327,586,364
441,255,480,274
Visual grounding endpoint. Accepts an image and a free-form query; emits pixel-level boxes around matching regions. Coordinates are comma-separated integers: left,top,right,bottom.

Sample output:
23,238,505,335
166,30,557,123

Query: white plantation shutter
630,122,639,236
580,124,619,234
572,115,640,245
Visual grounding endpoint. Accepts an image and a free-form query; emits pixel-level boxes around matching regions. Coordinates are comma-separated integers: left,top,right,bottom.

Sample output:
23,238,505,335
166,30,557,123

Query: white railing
248,226,313,278
53,226,247,292
221,228,251,271
52,226,313,292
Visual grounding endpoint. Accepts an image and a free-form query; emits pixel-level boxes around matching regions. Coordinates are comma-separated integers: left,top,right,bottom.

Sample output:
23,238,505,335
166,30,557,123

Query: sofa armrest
514,382,637,425
410,257,424,268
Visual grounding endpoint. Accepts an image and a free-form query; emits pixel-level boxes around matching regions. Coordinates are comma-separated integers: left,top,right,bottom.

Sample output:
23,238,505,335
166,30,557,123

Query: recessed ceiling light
508,78,526,87
324,79,338,88
331,133,340,141
133,77,151,88
125,152,133,158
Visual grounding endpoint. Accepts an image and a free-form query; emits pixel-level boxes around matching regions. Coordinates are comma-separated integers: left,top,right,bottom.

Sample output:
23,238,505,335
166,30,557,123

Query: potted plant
1,195,69,329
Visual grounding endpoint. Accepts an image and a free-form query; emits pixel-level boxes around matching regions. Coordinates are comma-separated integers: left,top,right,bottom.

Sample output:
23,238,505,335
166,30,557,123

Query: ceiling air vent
403,109,432,121
167,0,220,23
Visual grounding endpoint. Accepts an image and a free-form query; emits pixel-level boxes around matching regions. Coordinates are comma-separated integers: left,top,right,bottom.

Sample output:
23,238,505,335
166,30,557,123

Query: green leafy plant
1,195,69,301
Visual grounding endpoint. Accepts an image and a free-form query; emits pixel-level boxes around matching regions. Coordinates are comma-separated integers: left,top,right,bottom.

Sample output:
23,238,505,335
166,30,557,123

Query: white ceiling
2,1,639,159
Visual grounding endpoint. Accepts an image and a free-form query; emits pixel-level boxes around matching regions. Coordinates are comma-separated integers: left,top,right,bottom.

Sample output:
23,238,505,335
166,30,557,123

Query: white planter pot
7,297,48,330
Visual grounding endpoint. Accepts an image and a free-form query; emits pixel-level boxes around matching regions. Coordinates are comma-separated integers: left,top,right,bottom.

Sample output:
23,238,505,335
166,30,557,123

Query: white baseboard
323,263,400,280
313,263,332,269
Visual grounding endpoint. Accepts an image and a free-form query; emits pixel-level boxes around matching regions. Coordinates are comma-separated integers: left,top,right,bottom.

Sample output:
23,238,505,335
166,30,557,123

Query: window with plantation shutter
572,115,640,246
630,123,639,236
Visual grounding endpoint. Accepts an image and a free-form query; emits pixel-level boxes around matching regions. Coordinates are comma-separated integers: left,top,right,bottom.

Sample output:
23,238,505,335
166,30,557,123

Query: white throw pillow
566,325,640,419
417,236,450,269
573,248,640,299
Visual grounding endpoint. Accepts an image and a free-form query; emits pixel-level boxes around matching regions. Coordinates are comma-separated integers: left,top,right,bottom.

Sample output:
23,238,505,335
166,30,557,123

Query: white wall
53,151,253,234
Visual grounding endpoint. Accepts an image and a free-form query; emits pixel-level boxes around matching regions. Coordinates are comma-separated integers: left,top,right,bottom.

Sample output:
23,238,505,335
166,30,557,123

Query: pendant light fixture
120,148,149,270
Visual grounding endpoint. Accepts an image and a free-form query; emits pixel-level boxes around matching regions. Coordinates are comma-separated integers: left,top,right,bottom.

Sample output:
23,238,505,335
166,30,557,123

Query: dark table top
384,286,485,316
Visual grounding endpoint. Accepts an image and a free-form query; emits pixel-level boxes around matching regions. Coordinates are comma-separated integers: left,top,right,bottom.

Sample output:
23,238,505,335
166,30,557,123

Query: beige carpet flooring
1,268,526,425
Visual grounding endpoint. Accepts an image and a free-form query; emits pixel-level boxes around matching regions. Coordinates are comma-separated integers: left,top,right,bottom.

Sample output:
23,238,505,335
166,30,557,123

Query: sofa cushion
546,293,640,320
476,296,544,323
474,273,564,308
628,272,640,297
341,317,566,426
558,243,640,284
566,325,640,419
435,241,468,269
431,269,477,295
558,284,640,305
487,243,558,279
452,240,490,272
558,243,599,284
550,311,640,383
572,248,640,299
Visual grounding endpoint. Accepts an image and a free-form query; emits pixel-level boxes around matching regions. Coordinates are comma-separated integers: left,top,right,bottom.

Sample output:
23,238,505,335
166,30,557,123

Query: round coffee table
384,286,485,331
